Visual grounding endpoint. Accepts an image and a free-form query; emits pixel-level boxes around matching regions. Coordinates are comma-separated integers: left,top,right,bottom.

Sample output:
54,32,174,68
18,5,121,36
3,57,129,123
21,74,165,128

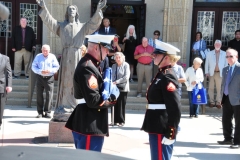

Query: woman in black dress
122,25,137,82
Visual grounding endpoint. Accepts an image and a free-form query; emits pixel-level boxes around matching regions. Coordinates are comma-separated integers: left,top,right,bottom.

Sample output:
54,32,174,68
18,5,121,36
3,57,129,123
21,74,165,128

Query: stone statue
36,0,106,121
0,3,10,21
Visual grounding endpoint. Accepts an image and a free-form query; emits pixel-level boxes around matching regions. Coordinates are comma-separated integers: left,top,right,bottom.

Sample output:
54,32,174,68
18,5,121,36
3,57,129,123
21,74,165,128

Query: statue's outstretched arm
78,0,106,41
0,3,10,20
36,0,60,36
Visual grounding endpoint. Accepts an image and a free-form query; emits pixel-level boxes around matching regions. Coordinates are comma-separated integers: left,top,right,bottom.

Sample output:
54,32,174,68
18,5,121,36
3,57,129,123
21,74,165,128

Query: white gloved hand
161,137,175,145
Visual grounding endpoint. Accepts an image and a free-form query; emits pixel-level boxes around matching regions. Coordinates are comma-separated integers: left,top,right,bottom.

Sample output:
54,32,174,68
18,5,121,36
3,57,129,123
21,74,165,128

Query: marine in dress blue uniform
141,40,181,160
65,35,118,152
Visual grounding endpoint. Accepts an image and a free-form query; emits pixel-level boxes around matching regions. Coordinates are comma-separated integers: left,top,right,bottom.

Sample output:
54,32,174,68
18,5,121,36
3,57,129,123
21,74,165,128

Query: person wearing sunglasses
205,40,228,109
218,49,240,149
148,30,162,49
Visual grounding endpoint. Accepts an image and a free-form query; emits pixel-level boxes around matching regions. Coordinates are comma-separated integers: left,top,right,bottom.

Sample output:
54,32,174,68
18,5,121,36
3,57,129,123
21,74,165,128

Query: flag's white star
103,77,110,83
102,89,109,95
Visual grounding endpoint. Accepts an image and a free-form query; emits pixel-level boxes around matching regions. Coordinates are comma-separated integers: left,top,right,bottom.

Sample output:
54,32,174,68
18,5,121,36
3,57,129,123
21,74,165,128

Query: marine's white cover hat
154,39,180,55
86,35,114,50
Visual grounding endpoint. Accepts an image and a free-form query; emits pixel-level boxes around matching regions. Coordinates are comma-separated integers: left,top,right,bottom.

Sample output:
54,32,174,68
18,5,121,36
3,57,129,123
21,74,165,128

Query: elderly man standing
12,17,36,79
205,40,228,108
32,45,60,118
134,37,154,98
0,3,12,130
218,49,240,149
36,0,106,121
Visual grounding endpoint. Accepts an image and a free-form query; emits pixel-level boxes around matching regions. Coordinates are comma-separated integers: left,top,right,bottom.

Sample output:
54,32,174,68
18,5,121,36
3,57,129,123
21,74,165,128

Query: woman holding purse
112,52,130,126
185,57,204,118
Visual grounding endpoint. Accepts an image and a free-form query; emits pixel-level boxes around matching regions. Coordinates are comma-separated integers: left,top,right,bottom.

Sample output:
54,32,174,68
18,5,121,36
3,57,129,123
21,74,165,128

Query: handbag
116,82,126,90
115,67,126,90
192,82,207,104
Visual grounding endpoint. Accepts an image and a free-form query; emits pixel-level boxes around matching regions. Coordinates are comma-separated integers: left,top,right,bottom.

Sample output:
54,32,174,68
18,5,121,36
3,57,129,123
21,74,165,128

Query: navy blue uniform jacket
141,65,181,140
65,54,114,136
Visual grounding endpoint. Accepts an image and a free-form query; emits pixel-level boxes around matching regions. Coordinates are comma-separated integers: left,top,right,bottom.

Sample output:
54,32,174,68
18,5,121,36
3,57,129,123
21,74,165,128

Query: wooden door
192,7,240,51
0,0,42,68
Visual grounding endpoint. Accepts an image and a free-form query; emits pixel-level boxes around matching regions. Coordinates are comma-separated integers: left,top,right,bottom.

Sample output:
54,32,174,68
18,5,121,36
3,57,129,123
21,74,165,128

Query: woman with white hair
122,25,137,82
185,57,204,118
112,52,130,126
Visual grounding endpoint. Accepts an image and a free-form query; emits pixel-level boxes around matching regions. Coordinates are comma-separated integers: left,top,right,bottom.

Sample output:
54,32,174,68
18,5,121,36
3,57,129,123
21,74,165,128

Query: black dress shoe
230,144,239,149
217,139,233,145
45,113,52,118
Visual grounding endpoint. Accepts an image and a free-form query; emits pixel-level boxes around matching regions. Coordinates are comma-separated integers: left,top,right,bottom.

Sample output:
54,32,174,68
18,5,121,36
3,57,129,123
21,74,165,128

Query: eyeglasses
226,55,234,58
154,34,159,36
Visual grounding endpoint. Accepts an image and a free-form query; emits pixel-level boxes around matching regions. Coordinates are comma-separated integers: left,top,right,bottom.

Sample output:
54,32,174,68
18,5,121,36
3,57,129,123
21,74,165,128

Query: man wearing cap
65,35,117,152
141,39,181,160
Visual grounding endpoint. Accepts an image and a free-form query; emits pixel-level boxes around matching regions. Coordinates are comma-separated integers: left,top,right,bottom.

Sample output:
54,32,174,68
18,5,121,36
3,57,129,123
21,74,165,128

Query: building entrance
191,1,240,64
91,0,146,44
0,0,42,68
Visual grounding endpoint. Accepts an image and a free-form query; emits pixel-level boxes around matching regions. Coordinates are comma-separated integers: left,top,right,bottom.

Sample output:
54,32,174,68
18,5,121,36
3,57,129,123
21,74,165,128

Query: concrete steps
6,77,221,114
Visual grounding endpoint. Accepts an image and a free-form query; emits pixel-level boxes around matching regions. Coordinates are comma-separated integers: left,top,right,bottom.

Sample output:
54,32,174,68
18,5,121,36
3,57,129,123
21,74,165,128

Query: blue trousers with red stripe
72,131,104,152
149,133,174,160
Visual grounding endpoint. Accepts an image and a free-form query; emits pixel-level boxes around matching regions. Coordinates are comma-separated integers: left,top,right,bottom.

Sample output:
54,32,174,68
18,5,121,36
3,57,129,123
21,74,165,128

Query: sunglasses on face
226,55,233,58
154,34,159,36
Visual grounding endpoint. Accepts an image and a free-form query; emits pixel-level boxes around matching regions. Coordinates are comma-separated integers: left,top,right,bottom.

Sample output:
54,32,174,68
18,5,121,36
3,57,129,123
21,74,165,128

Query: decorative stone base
48,120,73,143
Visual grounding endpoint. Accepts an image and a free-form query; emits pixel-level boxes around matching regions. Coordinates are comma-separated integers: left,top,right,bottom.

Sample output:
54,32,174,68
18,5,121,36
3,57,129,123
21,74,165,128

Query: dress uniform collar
84,54,100,67
159,65,172,72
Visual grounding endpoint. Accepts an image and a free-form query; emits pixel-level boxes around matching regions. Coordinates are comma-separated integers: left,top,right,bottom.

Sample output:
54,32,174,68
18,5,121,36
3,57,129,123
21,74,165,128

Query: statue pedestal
48,120,74,143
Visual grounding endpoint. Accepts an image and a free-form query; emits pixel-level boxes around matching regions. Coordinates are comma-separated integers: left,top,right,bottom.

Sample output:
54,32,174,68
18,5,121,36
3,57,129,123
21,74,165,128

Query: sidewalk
0,106,239,160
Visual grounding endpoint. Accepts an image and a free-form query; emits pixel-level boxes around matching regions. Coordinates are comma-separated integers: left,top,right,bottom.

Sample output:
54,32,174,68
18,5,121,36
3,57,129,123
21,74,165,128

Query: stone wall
163,0,193,67
145,0,165,40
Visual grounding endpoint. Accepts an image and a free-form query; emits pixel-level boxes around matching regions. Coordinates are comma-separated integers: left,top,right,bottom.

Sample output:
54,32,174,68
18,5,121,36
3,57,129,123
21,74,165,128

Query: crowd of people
1,1,240,159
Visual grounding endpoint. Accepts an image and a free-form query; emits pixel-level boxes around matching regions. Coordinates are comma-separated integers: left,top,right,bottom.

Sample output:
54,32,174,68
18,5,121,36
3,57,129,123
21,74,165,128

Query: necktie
224,66,232,95
22,28,25,46
105,28,108,35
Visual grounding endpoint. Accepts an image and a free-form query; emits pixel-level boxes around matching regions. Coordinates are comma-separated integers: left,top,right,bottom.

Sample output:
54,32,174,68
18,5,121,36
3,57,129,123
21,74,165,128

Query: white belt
146,104,166,110
77,98,86,104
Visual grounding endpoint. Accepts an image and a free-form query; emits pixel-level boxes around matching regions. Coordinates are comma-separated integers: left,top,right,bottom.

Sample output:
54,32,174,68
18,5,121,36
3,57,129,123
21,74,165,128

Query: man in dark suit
228,30,240,62
98,18,116,35
218,48,240,149
12,17,36,79
0,53,12,130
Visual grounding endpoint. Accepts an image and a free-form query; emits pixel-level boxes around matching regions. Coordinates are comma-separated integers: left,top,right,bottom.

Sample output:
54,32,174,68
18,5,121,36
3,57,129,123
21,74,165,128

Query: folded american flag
101,67,120,101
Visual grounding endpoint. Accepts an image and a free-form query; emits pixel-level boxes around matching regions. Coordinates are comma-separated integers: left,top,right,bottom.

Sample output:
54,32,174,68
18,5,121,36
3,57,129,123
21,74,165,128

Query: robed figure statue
36,0,106,121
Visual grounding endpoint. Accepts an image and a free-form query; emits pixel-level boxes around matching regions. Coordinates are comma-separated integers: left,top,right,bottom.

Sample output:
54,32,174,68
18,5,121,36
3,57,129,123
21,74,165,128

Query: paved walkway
0,106,239,160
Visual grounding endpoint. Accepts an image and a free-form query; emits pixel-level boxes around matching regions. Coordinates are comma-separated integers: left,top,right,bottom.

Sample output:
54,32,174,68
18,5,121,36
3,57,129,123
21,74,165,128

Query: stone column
163,0,193,67
43,0,72,56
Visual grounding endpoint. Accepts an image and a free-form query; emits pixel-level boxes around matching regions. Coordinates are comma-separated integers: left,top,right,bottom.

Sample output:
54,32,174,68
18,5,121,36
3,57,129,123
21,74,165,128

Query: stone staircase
6,77,221,113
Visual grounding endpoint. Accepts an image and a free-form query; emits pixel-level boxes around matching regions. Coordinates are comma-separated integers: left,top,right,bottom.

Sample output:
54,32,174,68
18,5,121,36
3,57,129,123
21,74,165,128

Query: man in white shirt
205,40,228,108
